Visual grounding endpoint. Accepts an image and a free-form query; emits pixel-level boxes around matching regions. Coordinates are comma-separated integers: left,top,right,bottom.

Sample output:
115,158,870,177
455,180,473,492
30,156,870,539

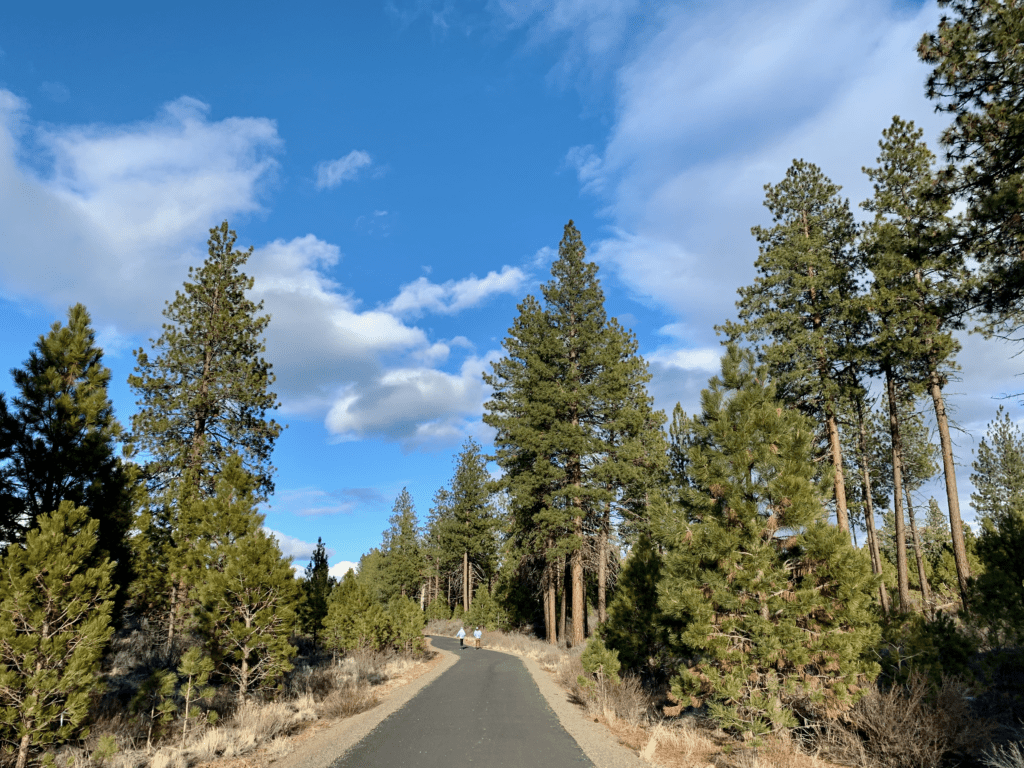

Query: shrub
464,585,506,631
817,674,994,768
425,597,451,622
581,637,621,684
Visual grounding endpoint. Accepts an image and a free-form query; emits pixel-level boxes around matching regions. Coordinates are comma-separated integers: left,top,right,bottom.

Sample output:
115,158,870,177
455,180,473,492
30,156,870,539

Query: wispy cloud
314,150,372,189
385,266,528,318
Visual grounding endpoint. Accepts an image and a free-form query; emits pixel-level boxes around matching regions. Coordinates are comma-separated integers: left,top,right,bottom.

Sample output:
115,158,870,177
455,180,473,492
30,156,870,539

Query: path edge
490,646,649,768
270,640,460,768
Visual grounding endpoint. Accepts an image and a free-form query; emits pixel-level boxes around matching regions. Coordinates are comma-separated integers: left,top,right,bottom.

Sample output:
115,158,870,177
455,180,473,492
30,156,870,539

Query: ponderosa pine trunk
598,500,609,624
855,397,890,613
545,558,557,644
928,372,971,609
559,557,567,643
905,487,932,615
885,367,912,612
462,550,469,613
827,412,850,533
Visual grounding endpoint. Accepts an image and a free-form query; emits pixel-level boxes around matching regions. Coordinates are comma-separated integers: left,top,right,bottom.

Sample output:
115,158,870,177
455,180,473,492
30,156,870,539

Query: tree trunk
598,500,609,624
559,557,567,644
928,373,971,610
545,557,557,645
572,518,585,646
827,412,850,533
905,486,932,615
166,581,178,652
885,368,912,613
462,550,469,612
856,395,890,613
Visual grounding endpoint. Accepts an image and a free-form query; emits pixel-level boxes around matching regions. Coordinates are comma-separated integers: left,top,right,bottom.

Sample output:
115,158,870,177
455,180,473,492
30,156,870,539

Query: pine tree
860,116,971,610
0,503,115,768
195,527,299,703
445,440,498,612
720,160,861,534
379,489,424,601
656,345,880,736
129,222,282,501
919,0,1024,318
602,534,673,676
301,538,333,649
128,222,283,643
969,406,1024,641
323,570,386,653
485,221,659,646
0,305,135,610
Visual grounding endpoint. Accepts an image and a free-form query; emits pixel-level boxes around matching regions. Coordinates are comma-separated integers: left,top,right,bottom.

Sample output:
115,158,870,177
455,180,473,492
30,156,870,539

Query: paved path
329,636,593,768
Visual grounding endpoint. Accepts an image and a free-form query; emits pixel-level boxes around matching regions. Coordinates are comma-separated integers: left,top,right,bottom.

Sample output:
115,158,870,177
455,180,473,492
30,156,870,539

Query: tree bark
572,517,585,646
905,486,932,615
545,558,557,645
928,373,972,610
598,500,609,624
462,550,469,612
885,368,912,612
855,396,890,613
17,732,30,768
827,413,850,533
559,556,567,644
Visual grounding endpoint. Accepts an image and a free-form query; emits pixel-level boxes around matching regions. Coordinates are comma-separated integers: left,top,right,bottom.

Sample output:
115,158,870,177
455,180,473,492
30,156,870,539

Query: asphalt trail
329,636,593,768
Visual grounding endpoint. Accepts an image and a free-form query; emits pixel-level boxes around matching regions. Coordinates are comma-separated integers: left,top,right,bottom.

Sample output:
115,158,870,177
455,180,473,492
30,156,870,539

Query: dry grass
54,647,408,768
807,674,995,768
984,741,1024,768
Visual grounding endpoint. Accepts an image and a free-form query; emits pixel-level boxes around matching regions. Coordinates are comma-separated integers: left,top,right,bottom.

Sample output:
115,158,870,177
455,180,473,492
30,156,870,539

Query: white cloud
0,91,281,326
325,353,496,446
385,266,528,318
329,561,359,579
314,150,372,190
647,347,721,373
264,527,323,562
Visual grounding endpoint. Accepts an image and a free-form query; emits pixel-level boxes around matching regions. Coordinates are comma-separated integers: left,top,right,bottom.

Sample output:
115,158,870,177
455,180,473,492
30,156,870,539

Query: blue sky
1,0,1018,576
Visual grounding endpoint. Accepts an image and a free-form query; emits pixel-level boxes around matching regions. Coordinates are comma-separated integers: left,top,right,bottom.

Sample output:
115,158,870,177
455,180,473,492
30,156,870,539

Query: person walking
456,626,466,649
473,626,482,650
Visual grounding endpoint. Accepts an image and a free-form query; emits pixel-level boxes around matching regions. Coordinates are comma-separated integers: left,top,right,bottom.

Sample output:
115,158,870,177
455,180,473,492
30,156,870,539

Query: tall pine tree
860,116,971,610
656,345,879,736
379,489,423,601
485,221,659,646
0,304,135,613
129,221,283,645
720,160,861,534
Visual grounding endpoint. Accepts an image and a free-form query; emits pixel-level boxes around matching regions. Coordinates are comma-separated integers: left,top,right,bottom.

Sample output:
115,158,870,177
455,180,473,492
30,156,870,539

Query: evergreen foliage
301,538,333,648
177,648,215,748
447,440,499,610
424,595,452,622
602,534,673,677
919,0,1024,317
128,221,282,502
128,222,283,630
970,407,1024,642
323,571,382,654
656,346,880,736
464,585,506,631
194,527,299,702
720,160,860,533
379,489,423,600
0,503,115,768
0,305,135,610
580,637,621,685
384,596,426,655
484,220,663,645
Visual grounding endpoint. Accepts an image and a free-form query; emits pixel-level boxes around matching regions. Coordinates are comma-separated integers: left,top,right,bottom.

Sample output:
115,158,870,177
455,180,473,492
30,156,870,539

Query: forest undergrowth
20,628,430,768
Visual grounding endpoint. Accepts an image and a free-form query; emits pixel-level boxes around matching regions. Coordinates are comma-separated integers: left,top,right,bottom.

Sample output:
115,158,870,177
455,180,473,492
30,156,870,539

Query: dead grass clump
230,695,318,744
984,742,1024,768
319,680,380,720
555,650,653,727
149,748,187,768
815,674,994,768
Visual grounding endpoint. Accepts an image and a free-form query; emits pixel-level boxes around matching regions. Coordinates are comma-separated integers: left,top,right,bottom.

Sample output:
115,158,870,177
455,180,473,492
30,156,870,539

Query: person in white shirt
456,626,466,649
473,626,482,650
